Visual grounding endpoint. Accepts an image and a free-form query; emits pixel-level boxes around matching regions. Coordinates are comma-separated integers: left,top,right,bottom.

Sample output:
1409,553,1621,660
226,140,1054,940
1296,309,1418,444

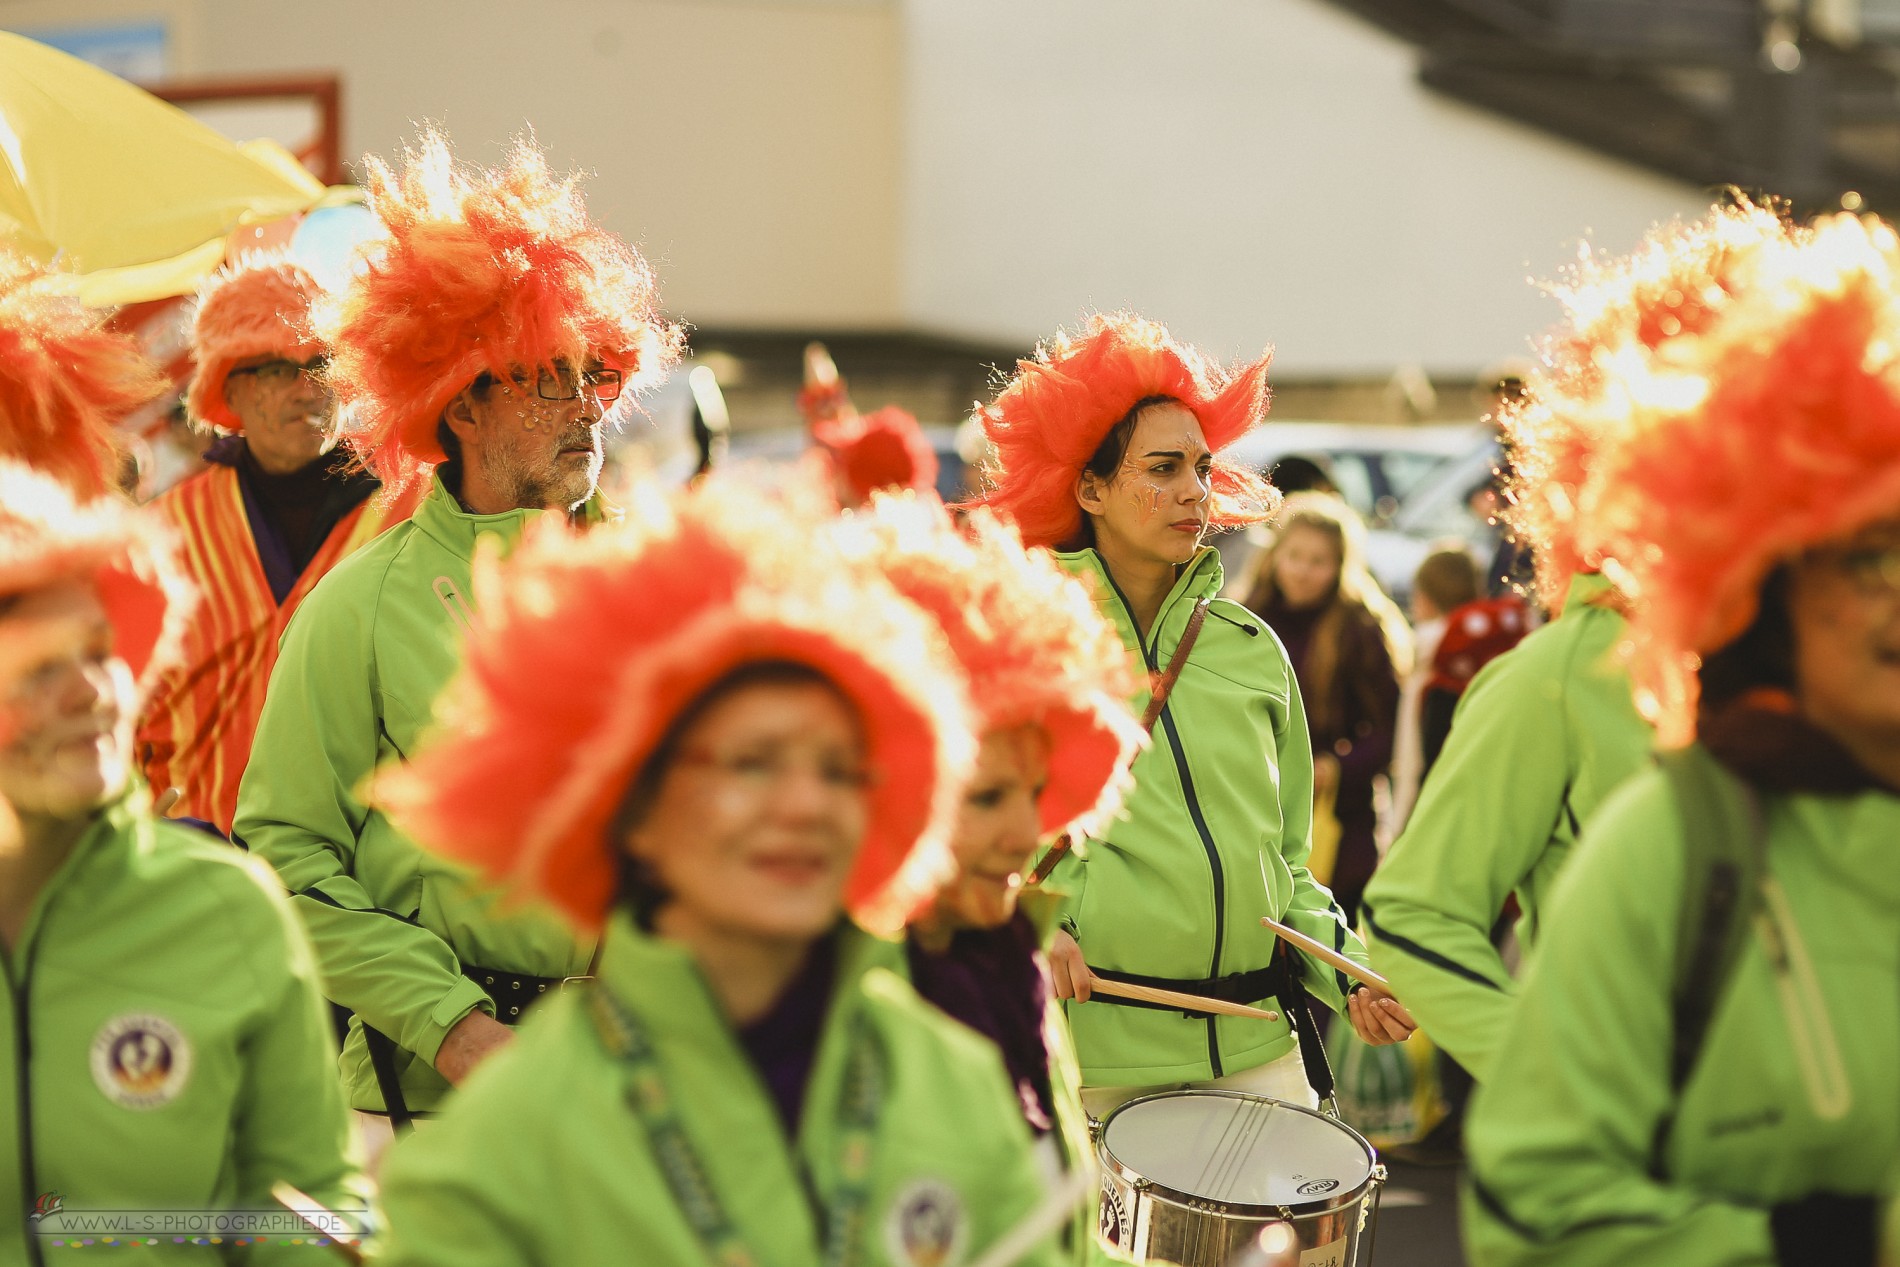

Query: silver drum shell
1096,1090,1385,1267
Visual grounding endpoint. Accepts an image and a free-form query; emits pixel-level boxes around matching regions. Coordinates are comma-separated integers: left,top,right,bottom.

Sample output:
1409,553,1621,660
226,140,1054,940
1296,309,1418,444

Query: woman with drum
968,312,1414,1123
832,494,1145,1259
371,483,1066,1267
1463,209,1900,1267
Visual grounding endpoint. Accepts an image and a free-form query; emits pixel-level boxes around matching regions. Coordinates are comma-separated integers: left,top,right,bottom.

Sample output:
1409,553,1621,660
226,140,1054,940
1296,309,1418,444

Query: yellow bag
1307,777,1341,886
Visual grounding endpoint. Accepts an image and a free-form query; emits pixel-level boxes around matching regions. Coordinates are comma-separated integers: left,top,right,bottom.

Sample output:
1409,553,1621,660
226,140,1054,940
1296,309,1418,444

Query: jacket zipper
4,943,46,1267
1096,563,1228,1078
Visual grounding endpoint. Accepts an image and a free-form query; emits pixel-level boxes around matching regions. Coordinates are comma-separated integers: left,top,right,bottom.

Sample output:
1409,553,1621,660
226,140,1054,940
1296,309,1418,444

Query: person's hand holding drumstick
1262,913,1418,1046
1048,927,1092,1001
1346,982,1417,1045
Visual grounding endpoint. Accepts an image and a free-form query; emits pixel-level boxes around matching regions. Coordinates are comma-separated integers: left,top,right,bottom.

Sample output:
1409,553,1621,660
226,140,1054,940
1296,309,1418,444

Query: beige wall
900,0,1712,376
8,0,1722,377
2,0,905,329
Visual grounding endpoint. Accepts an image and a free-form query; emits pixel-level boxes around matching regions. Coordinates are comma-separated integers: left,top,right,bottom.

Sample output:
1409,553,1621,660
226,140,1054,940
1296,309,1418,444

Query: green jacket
1462,764,1900,1266
1361,572,1651,1081
0,794,369,1263
1050,546,1367,1087
375,914,1064,1267
233,477,595,1112
898,896,1128,1267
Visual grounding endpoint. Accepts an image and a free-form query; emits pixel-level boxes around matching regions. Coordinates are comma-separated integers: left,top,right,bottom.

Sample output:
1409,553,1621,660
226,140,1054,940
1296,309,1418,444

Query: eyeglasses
675,748,874,794
1806,542,1900,595
478,363,623,403
228,356,329,387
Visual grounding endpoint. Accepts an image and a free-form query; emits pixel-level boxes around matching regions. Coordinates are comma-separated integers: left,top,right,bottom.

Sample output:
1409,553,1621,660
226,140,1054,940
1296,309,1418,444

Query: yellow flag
0,30,334,303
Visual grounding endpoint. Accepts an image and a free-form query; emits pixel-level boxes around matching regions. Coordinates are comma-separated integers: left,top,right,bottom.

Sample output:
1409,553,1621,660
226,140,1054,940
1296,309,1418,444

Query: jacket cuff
412,976,496,1068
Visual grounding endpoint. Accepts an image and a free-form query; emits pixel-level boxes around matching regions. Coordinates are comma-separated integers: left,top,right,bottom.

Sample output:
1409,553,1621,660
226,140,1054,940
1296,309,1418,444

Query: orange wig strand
0,249,161,498
186,251,326,434
326,131,684,483
1581,209,1900,745
1504,202,1789,612
833,495,1146,837
969,313,1277,549
377,478,975,935
0,461,192,699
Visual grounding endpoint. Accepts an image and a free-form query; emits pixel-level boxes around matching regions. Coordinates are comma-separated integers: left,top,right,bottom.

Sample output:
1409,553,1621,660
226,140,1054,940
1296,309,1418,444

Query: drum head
1101,1090,1373,1211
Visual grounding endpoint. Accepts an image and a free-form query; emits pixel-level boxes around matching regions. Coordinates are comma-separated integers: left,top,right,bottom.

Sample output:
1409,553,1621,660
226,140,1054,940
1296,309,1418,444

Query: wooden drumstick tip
1259,915,1393,993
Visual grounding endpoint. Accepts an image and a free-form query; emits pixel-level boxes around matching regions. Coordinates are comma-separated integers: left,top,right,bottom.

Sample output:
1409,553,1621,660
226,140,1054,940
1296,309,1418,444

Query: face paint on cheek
1124,481,1167,523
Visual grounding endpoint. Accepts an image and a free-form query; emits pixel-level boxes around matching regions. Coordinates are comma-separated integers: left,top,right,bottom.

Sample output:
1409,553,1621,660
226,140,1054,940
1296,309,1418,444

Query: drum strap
1028,599,1211,886
1270,938,1339,1108
589,983,885,1267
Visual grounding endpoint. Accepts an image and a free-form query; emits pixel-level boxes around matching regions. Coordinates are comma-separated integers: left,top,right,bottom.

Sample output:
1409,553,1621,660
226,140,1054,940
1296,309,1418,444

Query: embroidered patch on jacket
90,1014,192,1110
884,1177,966,1267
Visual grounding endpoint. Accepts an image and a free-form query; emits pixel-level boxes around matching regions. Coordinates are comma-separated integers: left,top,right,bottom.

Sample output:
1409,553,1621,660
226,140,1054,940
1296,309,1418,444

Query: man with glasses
139,252,416,835
233,133,680,1136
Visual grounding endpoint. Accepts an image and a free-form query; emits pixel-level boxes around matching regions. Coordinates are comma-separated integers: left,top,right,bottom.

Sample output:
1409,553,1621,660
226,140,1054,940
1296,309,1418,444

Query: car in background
1217,421,1501,604
1223,422,1486,526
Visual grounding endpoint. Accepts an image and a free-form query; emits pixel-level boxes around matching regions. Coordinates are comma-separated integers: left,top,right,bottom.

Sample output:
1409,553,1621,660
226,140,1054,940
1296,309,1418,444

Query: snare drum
1097,1090,1384,1267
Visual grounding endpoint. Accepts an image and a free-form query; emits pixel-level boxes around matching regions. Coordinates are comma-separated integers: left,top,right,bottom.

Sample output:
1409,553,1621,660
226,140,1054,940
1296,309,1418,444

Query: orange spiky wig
0,249,161,498
185,251,326,434
326,131,685,482
1580,209,1900,746
814,406,941,504
969,313,1276,549
833,495,1146,838
377,478,975,936
0,461,191,700
1503,203,1789,612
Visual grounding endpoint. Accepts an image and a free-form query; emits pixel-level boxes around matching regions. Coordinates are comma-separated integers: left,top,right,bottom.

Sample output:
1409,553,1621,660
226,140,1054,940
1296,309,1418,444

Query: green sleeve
234,583,490,1069
1359,639,1570,1078
375,1111,537,1267
952,1041,1069,1267
1272,655,1371,1016
226,859,376,1263
1461,771,1775,1267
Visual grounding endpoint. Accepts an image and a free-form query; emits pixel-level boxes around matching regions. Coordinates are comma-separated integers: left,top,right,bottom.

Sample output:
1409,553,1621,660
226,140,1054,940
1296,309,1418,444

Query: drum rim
1098,1089,1377,1218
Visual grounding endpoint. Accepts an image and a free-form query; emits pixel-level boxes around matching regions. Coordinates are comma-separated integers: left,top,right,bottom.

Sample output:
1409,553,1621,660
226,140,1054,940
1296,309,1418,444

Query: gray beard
480,443,601,512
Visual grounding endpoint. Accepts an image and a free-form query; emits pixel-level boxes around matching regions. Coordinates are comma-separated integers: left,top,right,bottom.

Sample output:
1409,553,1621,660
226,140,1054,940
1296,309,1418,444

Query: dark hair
609,660,850,929
434,419,464,467
1268,454,1339,499
1071,394,1176,547
1697,565,1795,715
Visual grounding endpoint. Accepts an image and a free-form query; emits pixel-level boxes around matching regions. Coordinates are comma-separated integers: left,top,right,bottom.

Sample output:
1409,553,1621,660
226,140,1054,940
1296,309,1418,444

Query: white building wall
900,0,1713,374
7,0,1719,372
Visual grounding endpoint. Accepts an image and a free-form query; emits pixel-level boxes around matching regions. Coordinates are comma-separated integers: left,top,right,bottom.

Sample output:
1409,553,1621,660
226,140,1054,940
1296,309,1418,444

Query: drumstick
964,1167,1093,1267
1088,977,1281,1021
1259,916,1391,993
270,1183,365,1265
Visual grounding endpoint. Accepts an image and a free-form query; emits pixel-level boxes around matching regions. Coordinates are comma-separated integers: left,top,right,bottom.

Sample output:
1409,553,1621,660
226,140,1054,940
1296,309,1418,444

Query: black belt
1089,964,1283,1014
1088,942,1338,1104
462,964,579,1024
360,965,580,1135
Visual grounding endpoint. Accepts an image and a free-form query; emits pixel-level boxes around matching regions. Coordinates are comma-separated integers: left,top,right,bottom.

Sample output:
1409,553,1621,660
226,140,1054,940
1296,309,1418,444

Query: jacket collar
596,909,897,1047
410,473,552,563
14,787,149,955
1056,545,1224,654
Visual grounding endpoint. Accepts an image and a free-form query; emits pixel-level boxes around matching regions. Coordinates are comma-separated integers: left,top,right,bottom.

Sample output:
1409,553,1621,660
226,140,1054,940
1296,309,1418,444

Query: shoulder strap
1649,743,1765,1173
1028,599,1210,886
1139,598,1210,731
